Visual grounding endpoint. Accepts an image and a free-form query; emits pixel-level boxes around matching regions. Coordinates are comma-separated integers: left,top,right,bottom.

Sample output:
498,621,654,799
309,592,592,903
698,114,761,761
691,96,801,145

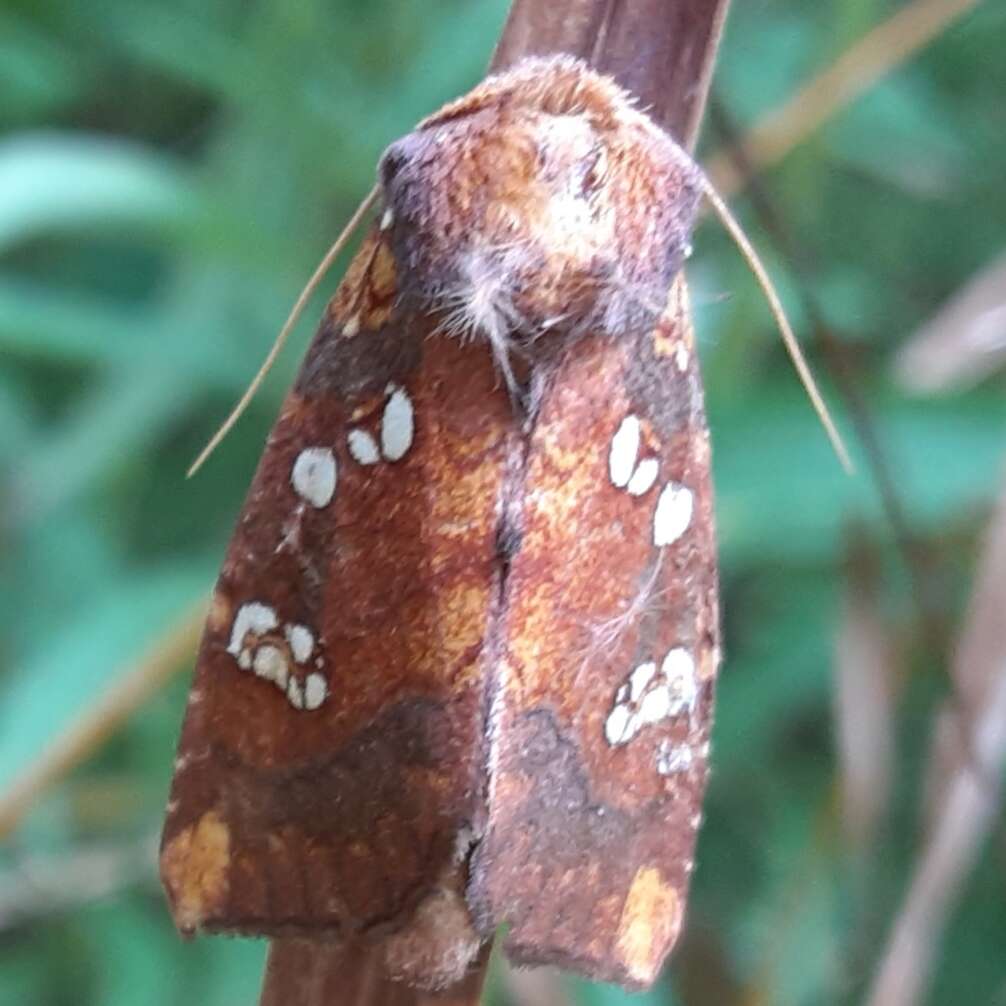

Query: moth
161,55,844,993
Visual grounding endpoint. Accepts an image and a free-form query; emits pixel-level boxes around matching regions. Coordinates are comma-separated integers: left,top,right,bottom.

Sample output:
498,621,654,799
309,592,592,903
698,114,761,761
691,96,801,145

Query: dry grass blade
894,251,1006,392
864,480,1006,1006
0,601,206,839
833,540,897,854
705,0,982,197
922,456,1006,828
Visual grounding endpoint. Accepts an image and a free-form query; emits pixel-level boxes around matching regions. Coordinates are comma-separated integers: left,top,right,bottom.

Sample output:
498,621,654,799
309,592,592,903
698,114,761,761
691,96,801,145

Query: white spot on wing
291,447,337,508
227,603,327,711
653,482,693,546
627,458,659,496
637,683,672,725
628,661,656,703
674,342,689,373
657,740,693,776
252,644,289,689
662,647,698,717
343,314,361,337
347,429,380,465
285,624,314,664
380,207,394,230
228,602,278,666
381,384,414,461
604,646,700,749
609,416,640,488
604,704,635,746
303,672,328,710
610,415,660,497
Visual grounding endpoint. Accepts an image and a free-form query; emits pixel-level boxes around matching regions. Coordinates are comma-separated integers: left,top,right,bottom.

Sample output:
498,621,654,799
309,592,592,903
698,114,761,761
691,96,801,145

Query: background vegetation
2,1,1004,1003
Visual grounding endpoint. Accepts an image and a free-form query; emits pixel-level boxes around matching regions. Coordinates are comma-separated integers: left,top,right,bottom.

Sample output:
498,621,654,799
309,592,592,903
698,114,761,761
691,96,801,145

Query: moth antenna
187,186,381,478
699,177,854,474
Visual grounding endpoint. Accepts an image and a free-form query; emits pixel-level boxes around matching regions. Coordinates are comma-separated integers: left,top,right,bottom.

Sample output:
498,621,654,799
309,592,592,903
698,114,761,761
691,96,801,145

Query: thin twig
0,600,206,839
705,0,982,197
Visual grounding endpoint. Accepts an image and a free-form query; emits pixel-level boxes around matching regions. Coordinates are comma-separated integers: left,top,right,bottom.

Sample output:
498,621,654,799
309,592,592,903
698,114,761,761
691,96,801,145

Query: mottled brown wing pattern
161,229,513,977
163,55,723,995
471,279,719,988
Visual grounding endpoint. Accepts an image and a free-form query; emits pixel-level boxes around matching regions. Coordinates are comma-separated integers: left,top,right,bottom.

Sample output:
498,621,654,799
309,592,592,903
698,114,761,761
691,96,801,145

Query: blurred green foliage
3,1,1005,1004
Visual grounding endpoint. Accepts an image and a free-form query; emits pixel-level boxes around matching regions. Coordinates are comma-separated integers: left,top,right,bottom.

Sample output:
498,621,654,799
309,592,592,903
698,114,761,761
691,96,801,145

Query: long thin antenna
700,177,854,474
187,186,381,478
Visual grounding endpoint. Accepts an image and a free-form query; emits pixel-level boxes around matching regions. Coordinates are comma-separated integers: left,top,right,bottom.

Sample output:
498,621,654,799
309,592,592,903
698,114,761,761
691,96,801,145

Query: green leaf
0,133,195,251
0,275,143,364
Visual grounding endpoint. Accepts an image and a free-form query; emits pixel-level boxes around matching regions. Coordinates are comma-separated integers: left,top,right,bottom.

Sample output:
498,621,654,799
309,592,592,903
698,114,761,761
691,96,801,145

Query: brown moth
161,56,719,991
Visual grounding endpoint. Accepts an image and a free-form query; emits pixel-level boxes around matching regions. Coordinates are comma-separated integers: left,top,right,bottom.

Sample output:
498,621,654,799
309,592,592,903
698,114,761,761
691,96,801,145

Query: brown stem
491,0,731,148
260,940,490,1006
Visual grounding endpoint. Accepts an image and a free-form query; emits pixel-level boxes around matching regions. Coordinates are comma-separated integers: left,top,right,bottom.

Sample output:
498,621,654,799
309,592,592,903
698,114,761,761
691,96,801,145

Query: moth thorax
378,56,702,348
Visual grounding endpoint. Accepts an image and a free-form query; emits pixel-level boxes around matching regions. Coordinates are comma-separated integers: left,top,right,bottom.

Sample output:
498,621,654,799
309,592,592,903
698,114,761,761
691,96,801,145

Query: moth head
378,56,702,345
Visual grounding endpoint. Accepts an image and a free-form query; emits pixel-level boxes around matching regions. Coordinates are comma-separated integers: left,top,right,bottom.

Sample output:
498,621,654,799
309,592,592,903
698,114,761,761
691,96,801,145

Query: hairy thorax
378,57,702,362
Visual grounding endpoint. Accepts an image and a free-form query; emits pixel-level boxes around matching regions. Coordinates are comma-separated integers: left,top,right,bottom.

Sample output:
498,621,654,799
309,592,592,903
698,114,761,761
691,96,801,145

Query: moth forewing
161,240,514,987
163,55,721,991
470,279,718,988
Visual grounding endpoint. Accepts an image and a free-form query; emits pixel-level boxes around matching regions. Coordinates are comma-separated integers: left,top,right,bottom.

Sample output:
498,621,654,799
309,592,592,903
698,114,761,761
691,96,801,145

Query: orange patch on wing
161,809,231,933
207,590,232,634
615,867,681,985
